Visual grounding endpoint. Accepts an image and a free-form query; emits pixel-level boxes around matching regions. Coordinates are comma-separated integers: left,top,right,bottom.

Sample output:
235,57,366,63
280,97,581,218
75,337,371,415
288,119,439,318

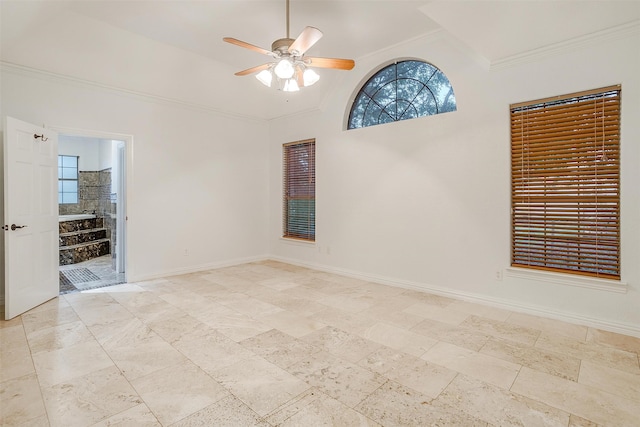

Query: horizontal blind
283,139,315,241
510,86,620,279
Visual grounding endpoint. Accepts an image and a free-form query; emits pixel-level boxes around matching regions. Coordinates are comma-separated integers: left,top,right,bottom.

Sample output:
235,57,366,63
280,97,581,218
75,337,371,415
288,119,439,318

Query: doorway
57,133,128,294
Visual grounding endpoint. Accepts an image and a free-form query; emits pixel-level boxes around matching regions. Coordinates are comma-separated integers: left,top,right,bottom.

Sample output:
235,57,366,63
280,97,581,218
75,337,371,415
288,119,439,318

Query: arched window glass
348,60,456,129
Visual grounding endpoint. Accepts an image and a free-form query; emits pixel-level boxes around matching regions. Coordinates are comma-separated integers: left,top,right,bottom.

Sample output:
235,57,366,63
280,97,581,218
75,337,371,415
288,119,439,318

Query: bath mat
59,274,78,294
60,268,100,285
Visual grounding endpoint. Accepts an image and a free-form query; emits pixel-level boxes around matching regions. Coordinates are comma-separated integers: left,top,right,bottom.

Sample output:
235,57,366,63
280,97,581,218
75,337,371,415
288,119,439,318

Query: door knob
10,224,27,231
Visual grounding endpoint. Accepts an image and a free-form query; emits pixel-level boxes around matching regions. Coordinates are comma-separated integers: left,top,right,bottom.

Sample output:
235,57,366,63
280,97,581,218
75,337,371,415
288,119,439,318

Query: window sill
505,267,627,294
279,237,316,246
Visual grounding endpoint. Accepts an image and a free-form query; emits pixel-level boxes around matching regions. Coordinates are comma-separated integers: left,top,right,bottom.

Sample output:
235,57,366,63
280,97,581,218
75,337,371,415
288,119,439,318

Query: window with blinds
510,85,621,279
283,139,315,241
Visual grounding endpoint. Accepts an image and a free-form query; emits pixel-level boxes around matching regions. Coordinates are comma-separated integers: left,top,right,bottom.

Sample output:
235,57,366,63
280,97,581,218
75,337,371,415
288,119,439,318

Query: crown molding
0,61,266,124
490,20,640,71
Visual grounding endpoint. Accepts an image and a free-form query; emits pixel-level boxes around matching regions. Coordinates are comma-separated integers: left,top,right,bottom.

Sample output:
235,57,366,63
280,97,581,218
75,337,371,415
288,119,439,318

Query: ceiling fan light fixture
303,68,320,86
283,78,300,92
274,58,295,79
256,69,273,87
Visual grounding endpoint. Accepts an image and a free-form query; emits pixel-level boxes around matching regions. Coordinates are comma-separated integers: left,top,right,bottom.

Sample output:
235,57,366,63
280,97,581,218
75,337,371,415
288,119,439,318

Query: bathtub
59,214,96,222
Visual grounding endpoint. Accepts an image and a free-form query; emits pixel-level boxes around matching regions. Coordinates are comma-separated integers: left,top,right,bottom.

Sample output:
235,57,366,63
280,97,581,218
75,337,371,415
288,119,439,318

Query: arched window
348,60,456,129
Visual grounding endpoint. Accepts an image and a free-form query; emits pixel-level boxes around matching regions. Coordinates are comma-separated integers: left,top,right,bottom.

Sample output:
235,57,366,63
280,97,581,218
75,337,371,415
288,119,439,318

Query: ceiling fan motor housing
272,38,296,54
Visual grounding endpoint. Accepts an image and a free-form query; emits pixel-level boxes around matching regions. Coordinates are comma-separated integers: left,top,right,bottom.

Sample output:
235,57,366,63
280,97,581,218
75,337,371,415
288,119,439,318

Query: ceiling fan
223,0,355,92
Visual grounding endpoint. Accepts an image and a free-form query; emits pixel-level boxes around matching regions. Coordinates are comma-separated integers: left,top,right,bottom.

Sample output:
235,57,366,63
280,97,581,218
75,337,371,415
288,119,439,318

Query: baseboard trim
269,255,640,339
128,254,270,282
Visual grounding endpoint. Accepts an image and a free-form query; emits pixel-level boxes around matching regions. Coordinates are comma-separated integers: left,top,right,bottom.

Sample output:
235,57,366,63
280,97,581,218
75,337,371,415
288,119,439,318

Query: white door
4,117,59,319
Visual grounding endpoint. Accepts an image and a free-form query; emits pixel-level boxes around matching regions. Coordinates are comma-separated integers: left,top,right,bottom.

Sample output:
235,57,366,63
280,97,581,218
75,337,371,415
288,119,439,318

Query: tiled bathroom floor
59,255,125,294
2,260,639,426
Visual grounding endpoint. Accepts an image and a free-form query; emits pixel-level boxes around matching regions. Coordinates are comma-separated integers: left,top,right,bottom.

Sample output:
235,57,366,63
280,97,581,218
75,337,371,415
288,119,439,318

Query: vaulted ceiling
2,1,638,120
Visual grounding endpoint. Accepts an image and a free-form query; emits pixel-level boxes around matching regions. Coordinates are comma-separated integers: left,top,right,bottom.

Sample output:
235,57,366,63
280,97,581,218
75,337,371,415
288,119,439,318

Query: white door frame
51,126,133,281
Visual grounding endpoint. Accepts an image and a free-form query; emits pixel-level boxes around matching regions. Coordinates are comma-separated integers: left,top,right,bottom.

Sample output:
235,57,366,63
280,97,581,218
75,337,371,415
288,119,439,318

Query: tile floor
1,260,640,426
59,255,126,294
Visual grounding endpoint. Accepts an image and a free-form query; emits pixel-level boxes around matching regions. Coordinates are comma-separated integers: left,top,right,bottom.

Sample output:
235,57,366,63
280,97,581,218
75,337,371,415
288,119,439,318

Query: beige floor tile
289,351,386,408
421,341,521,389
0,373,47,426
209,313,273,342
357,346,419,376
381,354,457,398
410,317,491,351
91,403,161,426
301,326,381,363
480,337,581,381
157,290,217,314
15,414,49,426
461,315,541,346
106,338,186,381
107,289,164,311
251,292,327,317
5,261,640,427
258,310,327,338
42,365,142,427
146,313,213,344
536,332,640,374
568,414,601,427
586,328,640,355
73,302,135,328
0,316,23,329
578,359,640,402
447,300,513,322
317,294,373,314
436,374,570,426
173,327,257,375
24,297,70,314
308,307,378,336
0,339,35,383
403,302,471,325
257,278,301,291
21,305,80,335
63,292,116,309
26,320,94,354
0,323,28,349
240,329,322,369
400,290,456,308
124,299,185,324
211,356,310,417
131,360,229,426
506,312,588,341
171,395,269,426
218,294,285,318
354,380,488,426
265,388,381,426
358,304,425,330
512,367,640,427
361,322,438,357
32,339,114,388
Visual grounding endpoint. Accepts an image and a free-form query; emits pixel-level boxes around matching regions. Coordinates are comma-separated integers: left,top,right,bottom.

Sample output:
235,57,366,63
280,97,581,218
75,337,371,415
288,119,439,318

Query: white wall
268,32,640,336
0,65,270,283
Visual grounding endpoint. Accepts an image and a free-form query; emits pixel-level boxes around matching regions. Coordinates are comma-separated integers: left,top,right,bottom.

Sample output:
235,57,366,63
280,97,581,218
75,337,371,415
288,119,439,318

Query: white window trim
505,267,627,294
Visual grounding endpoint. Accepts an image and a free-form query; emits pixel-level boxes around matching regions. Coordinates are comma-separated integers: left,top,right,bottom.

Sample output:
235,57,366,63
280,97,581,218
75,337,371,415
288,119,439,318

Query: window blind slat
510,86,620,279
283,139,316,241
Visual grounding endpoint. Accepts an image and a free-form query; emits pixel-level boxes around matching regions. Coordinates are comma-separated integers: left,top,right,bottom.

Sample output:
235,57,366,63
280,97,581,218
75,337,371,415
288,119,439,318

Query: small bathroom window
58,155,79,204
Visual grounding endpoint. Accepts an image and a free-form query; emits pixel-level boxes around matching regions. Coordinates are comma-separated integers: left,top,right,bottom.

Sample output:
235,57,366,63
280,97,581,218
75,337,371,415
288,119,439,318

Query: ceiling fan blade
234,63,271,76
306,57,355,70
223,37,273,56
288,26,323,55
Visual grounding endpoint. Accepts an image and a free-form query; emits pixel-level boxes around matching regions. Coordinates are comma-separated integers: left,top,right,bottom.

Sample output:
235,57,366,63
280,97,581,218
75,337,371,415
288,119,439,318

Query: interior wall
268,33,640,335
1,66,270,282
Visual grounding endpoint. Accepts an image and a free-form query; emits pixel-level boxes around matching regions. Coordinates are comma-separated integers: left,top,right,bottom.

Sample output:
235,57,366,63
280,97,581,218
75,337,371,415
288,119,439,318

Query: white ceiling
2,1,638,120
